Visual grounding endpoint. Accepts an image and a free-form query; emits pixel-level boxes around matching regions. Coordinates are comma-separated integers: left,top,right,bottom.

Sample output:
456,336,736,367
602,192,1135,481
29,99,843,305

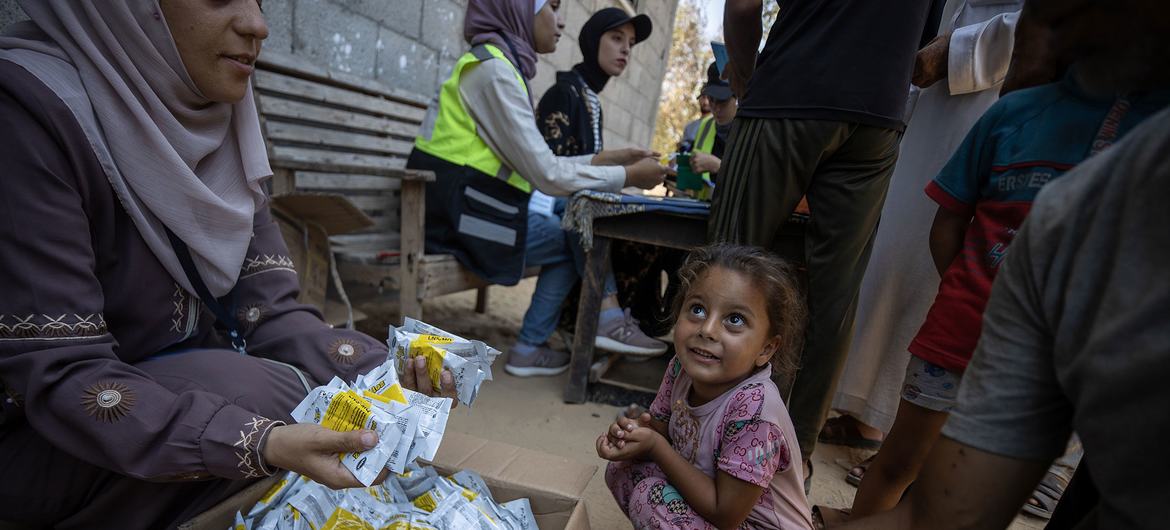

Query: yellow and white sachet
355,361,453,463
289,377,419,486
388,318,500,406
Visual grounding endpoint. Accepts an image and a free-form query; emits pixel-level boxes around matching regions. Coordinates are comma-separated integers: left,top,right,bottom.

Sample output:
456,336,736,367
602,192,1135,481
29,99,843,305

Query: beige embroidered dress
0,60,387,528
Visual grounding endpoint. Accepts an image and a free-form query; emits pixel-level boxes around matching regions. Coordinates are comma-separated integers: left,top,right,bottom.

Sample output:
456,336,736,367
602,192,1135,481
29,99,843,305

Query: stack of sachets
388,318,501,407
236,463,539,530
289,364,452,486
286,319,495,488
227,320,534,529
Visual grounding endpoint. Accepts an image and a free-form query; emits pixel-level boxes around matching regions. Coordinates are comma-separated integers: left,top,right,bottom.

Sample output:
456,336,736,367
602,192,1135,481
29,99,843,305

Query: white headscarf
534,0,549,14
0,1,271,297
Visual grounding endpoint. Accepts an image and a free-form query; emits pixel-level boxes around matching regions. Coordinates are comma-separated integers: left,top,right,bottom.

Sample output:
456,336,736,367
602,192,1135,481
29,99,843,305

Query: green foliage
650,0,710,155
651,0,780,155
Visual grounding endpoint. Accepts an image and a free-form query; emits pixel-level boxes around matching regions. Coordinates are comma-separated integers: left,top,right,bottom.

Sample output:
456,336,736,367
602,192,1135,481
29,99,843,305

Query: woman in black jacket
532,8,679,350
537,7,651,156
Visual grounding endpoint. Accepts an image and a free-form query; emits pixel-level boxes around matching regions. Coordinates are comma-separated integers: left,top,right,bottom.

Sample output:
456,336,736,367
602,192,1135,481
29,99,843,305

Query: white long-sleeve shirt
458,58,626,197
947,6,1021,95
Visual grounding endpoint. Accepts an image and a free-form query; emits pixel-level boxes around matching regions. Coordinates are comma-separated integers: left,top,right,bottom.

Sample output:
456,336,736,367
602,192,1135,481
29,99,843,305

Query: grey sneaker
505,343,570,377
595,308,668,357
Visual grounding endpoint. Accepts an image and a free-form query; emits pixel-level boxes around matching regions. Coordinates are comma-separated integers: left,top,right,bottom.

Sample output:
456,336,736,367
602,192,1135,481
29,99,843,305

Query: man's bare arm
724,0,763,97
834,437,1049,530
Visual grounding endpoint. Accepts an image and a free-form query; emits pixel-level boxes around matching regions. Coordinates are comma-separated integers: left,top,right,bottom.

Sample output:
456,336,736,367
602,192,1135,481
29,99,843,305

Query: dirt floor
357,280,1046,529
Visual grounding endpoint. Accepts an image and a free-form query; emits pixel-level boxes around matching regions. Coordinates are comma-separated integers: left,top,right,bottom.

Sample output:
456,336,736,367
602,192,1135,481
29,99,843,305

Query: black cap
580,7,653,50
701,62,733,101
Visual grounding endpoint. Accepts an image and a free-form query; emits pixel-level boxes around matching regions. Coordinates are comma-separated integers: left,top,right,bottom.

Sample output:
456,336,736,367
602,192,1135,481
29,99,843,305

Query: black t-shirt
738,0,932,131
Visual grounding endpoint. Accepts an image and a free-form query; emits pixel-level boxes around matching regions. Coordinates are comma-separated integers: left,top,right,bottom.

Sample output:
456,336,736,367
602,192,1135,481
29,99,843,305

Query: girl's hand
596,426,662,462
607,411,654,448
400,355,459,407
262,423,390,489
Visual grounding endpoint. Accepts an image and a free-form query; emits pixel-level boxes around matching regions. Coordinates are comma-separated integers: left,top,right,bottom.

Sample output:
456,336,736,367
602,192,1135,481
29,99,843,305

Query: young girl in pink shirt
598,244,814,529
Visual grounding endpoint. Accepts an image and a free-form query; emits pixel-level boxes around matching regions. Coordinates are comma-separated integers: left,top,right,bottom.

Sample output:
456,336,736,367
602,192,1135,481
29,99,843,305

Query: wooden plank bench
253,51,535,319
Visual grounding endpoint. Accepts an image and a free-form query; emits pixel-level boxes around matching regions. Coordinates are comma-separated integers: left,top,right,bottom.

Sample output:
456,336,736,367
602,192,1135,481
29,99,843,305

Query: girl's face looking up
673,266,781,404
160,0,268,104
533,0,565,54
597,23,635,77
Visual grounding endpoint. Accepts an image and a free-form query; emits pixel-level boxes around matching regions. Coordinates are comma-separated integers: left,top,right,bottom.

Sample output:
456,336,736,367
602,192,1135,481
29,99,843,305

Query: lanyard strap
165,229,247,355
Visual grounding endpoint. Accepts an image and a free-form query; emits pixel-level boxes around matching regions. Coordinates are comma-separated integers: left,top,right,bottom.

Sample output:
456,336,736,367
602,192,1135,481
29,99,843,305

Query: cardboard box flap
428,431,597,500
179,432,596,530
271,192,373,236
176,475,282,530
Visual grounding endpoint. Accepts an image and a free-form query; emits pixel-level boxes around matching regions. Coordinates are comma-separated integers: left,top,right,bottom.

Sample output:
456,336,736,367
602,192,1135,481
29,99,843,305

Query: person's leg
517,211,577,346
621,471,722,529
850,357,959,517
1023,435,1084,519
508,212,581,376
782,124,901,464
709,117,844,248
819,414,884,449
708,117,866,482
605,460,667,517
561,201,666,356
1045,459,1098,529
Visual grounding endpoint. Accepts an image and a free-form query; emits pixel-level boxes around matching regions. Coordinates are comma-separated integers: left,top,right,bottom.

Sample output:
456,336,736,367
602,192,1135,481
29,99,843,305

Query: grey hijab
0,1,271,297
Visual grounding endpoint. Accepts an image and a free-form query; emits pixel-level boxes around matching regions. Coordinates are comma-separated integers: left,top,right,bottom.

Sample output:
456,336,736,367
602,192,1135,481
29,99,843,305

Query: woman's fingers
318,462,361,489
596,434,617,459
412,356,433,395
401,355,418,390
398,356,455,401
312,428,378,454
438,369,458,406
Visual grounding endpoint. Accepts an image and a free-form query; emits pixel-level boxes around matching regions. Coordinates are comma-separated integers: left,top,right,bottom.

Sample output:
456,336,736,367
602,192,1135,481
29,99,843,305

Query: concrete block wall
0,0,678,149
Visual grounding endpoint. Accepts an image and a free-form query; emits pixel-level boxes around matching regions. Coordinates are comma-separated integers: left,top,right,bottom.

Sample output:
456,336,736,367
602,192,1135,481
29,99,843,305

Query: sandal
846,454,875,487
1022,465,1073,520
819,416,883,450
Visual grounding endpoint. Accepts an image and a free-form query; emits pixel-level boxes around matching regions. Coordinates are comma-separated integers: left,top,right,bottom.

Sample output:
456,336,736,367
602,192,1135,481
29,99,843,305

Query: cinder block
332,0,422,39
565,0,591,38
293,0,380,77
530,63,557,100
607,103,632,137
262,0,294,55
375,29,438,97
421,0,464,58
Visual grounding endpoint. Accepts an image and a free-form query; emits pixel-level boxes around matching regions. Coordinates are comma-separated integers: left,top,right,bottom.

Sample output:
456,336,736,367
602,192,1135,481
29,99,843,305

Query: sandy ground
357,280,1046,529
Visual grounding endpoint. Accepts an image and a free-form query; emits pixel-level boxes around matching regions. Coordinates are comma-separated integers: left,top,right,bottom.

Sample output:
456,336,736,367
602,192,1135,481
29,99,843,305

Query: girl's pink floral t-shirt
649,357,814,530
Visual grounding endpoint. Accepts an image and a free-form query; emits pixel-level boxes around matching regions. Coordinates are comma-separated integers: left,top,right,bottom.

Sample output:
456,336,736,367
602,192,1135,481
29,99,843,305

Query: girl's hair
671,243,807,379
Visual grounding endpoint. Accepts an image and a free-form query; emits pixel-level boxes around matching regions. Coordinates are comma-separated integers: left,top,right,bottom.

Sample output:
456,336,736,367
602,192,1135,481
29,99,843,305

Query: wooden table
563,209,807,403
564,211,707,403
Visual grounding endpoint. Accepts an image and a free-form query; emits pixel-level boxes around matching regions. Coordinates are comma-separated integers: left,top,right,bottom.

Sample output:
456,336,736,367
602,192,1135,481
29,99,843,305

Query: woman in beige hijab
0,2,443,526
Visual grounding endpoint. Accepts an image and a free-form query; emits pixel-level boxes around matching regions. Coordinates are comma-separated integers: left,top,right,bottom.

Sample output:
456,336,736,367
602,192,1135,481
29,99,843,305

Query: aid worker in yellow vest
690,62,739,189
406,0,668,374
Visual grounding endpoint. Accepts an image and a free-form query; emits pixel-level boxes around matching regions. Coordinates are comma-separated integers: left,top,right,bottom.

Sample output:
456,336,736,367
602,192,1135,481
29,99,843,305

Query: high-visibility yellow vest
692,116,717,199
414,44,532,194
